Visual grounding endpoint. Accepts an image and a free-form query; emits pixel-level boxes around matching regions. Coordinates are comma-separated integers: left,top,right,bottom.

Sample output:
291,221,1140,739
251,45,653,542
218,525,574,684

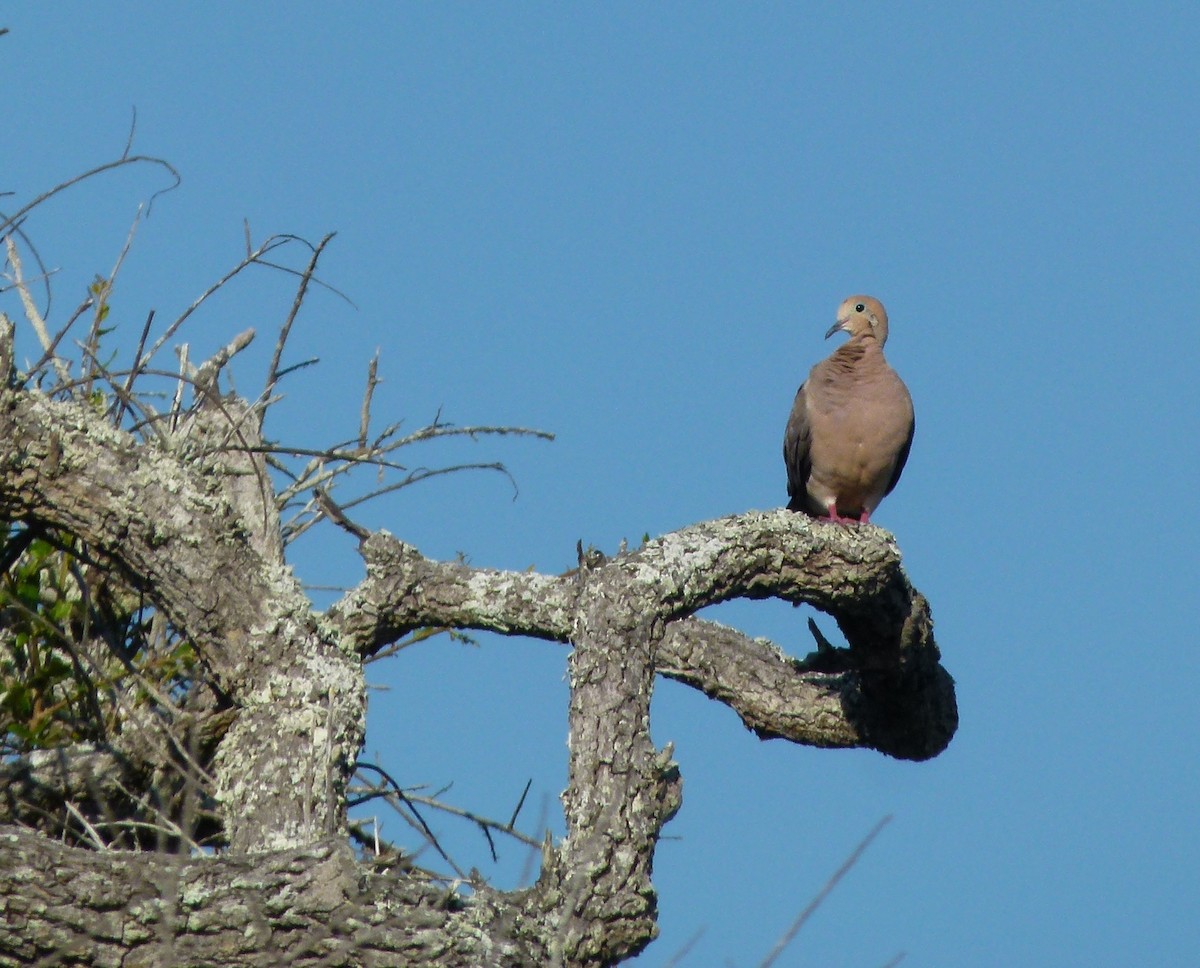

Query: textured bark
331,514,955,761
0,388,364,853
0,825,549,967
0,354,956,966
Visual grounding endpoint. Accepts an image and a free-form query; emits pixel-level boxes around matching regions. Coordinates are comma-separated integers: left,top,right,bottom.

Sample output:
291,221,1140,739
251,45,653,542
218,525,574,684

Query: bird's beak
825,318,847,340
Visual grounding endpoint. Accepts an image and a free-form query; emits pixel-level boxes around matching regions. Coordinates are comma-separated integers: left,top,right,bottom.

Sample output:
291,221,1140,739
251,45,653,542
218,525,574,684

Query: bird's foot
824,504,870,526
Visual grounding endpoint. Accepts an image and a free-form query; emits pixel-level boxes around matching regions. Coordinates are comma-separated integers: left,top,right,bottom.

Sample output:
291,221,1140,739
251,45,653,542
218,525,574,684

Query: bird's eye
855,303,865,313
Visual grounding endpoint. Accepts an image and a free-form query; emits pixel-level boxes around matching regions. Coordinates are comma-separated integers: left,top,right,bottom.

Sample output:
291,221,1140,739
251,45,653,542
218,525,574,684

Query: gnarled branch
328,512,956,762
0,356,955,964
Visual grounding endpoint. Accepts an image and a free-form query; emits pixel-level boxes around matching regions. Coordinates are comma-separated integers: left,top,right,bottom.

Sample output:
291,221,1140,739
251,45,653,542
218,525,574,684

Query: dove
783,295,914,524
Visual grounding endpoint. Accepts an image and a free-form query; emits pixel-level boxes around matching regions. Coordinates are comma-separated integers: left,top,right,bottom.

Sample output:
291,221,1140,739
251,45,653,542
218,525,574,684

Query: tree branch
327,531,576,651
328,512,956,762
0,370,955,964
0,826,550,966
0,387,363,853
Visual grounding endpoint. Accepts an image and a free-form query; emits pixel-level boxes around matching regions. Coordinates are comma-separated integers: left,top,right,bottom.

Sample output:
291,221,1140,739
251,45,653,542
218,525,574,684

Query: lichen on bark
0,333,955,964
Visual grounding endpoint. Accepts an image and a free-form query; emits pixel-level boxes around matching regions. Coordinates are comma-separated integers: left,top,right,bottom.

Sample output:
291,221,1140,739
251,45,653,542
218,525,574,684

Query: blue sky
7,5,1200,964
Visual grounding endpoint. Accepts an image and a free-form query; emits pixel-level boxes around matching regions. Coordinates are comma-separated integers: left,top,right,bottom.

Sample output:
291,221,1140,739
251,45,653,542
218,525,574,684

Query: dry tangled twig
0,154,554,861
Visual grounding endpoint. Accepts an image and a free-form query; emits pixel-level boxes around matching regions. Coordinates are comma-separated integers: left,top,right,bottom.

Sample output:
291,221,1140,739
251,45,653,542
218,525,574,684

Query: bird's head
827,295,889,345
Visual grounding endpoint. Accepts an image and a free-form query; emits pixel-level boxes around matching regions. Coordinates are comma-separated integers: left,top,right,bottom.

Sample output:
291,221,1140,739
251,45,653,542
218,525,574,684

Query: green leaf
1,683,32,720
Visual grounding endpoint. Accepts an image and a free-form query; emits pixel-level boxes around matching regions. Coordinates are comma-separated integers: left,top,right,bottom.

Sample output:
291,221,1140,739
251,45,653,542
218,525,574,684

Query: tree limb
327,513,956,761
0,826,549,967
0,373,956,964
0,388,364,853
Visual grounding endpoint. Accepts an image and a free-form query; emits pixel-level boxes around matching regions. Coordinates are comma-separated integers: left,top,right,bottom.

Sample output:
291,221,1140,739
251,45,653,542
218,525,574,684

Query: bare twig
112,309,156,427
806,616,837,653
0,154,180,241
517,794,550,888
5,236,71,386
62,800,110,851
272,414,552,519
359,350,379,449
102,773,208,854
507,778,532,829
313,487,370,541
141,234,293,372
283,462,514,544
261,232,335,426
0,215,54,321
758,815,893,968
0,312,13,388
122,107,138,160
363,626,469,663
170,344,189,434
83,205,144,395
349,771,541,857
337,462,515,511
269,356,319,382
193,328,256,397
392,422,556,449
660,926,706,968
352,762,468,880
21,295,95,388
399,790,541,850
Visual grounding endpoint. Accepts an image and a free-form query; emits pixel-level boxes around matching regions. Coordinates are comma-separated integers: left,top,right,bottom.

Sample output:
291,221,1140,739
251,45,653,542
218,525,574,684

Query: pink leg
825,501,870,525
824,501,852,525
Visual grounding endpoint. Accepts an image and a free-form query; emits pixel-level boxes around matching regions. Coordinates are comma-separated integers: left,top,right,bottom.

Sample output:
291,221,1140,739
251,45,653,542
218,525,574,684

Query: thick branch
0,371,955,964
658,614,955,760
0,825,546,966
0,388,363,852
0,391,271,691
532,571,681,964
658,618,861,746
323,513,956,961
329,511,956,761
328,531,576,653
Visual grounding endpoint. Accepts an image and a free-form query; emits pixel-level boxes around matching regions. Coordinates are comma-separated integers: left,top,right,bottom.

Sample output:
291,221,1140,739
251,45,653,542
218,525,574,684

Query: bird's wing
783,382,813,511
883,412,914,497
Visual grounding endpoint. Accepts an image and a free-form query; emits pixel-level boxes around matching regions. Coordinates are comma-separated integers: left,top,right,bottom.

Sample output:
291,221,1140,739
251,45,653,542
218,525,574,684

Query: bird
783,295,914,524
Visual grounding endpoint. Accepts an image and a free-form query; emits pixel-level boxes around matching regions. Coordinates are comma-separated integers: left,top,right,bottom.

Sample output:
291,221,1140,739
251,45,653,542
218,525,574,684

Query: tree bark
0,825,552,967
0,358,956,965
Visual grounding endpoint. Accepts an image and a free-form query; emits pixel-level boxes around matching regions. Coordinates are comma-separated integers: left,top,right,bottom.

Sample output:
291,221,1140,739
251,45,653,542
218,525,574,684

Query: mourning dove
783,295,914,524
